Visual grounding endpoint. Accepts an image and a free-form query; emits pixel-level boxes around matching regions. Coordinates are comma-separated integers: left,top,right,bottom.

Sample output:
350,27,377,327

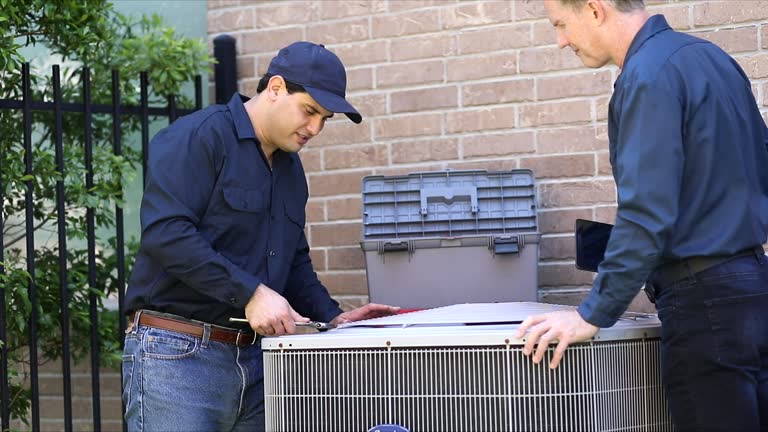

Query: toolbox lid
362,169,537,240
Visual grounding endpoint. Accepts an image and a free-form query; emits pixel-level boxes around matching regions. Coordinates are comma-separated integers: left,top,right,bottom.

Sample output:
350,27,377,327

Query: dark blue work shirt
579,15,768,327
125,93,342,328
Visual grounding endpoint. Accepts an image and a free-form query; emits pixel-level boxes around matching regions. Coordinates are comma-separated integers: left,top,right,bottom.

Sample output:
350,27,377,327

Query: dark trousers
652,253,768,431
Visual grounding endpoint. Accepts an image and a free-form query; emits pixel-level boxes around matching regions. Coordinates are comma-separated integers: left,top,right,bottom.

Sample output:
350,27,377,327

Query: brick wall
208,0,768,312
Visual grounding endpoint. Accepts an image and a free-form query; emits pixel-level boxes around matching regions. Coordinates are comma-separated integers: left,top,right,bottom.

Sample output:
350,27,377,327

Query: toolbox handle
420,187,478,216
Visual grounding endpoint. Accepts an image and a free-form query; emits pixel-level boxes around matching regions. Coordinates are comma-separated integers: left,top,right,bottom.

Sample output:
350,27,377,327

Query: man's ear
585,0,606,25
266,75,285,100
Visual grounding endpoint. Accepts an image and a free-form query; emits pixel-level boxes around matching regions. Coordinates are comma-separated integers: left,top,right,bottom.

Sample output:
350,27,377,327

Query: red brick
324,145,389,170
647,4,691,30
237,55,255,80
597,151,612,175
462,131,535,158
320,1,387,20
312,120,372,147
519,100,591,127
320,271,368,295
514,0,547,21
374,113,442,139
532,21,557,46
391,86,458,113
446,106,516,133
447,159,517,172
310,222,363,247
377,60,444,88
519,46,584,73
241,27,304,55
538,180,616,208
389,0,450,12
333,41,389,67
209,0,240,9
335,295,368,311
595,205,617,224
764,83,768,106
347,67,374,91
240,78,259,98
255,1,321,26
537,125,609,154
441,1,513,30
306,200,325,223
391,34,457,61
691,26,758,54
763,24,768,49
349,93,388,117
458,24,531,54
299,148,322,172
537,71,613,101
372,9,441,38
327,197,363,221
735,54,768,79
309,248,327,271
539,290,590,306
519,154,595,179
446,52,517,81
462,79,535,107
392,138,459,164
540,235,576,261
308,171,373,197
327,246,366,270
208,8,254,33
538,263,595,287
307,18,370,44
693,1,768,26
595,96,610,121
374,163,445,177
538,208,594,234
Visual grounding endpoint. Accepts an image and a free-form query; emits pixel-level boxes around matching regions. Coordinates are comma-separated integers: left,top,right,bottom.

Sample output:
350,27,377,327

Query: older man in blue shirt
517,1,768,430
122,42,398,431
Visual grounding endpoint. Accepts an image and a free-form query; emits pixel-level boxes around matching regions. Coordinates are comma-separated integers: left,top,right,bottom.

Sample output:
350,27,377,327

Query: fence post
213,34,237,104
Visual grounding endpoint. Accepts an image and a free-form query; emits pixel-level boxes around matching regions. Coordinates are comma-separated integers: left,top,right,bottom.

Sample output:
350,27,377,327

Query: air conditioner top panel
261,302,660,351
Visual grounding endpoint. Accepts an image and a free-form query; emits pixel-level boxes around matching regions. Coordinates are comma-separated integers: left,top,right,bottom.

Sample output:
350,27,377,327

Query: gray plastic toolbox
360,169,540,309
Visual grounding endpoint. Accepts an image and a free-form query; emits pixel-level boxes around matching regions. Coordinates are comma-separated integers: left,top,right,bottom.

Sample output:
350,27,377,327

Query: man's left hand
515,310,600,369
330,303,400,326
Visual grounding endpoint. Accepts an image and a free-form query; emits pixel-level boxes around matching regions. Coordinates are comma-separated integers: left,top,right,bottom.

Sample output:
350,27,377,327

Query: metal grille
264,339,673,432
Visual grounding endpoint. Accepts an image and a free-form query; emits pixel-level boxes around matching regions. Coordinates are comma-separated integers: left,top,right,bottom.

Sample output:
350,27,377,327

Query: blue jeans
122,313,265,432
653,253,768,432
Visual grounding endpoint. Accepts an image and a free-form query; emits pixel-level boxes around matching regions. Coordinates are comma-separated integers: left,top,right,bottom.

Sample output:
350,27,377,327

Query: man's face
544,0,610,68
263,80,334,155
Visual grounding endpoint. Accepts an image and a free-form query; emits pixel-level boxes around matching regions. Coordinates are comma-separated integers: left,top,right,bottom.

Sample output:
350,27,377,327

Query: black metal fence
0,63,202,432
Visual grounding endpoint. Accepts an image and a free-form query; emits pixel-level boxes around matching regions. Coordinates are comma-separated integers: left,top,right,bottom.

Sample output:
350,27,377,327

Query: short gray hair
560,0,645,13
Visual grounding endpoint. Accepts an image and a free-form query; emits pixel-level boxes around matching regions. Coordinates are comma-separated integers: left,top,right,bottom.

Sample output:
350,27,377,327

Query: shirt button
269,250,276,257
229,297,237,304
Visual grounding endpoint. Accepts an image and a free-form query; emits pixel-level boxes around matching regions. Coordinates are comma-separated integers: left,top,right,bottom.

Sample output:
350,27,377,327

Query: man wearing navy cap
122,41,398,431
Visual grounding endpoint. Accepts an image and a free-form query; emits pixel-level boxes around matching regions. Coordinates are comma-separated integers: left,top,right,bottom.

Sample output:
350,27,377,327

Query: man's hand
244,283,310,336
329,303,400,326
515,310,599,369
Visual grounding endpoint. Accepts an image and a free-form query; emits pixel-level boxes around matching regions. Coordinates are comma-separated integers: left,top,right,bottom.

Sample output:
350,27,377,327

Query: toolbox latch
493,236,521,255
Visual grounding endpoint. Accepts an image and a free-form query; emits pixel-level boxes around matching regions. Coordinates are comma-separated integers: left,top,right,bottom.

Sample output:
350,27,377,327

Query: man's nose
306,117,324,136
557,33,569,49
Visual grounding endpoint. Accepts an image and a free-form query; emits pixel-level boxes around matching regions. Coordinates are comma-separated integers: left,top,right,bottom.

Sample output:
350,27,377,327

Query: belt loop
131,310,143,334
201,324,211,348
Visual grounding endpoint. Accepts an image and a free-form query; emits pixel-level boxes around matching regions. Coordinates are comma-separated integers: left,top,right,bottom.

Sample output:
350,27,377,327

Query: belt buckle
235,330,259,346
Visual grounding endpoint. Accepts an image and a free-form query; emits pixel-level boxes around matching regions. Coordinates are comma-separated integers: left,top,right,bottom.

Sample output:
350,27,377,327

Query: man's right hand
244,283,309,336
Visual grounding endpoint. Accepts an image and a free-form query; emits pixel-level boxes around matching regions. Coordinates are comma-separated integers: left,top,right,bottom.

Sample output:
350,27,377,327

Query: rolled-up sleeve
578,74,685,327
140,120,262,308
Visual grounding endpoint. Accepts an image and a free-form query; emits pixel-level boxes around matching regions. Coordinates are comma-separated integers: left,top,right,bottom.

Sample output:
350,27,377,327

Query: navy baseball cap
267,41,362,124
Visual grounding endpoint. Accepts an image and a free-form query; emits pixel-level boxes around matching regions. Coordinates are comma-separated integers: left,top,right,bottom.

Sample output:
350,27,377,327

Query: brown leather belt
133,311,259,347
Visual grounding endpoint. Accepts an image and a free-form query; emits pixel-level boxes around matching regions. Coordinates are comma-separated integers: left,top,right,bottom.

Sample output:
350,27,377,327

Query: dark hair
255,73,307,94
560,0,645,13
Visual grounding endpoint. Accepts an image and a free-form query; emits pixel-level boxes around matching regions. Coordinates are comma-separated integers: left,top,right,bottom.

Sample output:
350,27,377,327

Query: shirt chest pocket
223,186,268,214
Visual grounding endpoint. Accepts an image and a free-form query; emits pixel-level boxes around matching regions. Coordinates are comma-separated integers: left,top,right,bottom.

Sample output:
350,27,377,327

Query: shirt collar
227,93,257,140
623,14,671,68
